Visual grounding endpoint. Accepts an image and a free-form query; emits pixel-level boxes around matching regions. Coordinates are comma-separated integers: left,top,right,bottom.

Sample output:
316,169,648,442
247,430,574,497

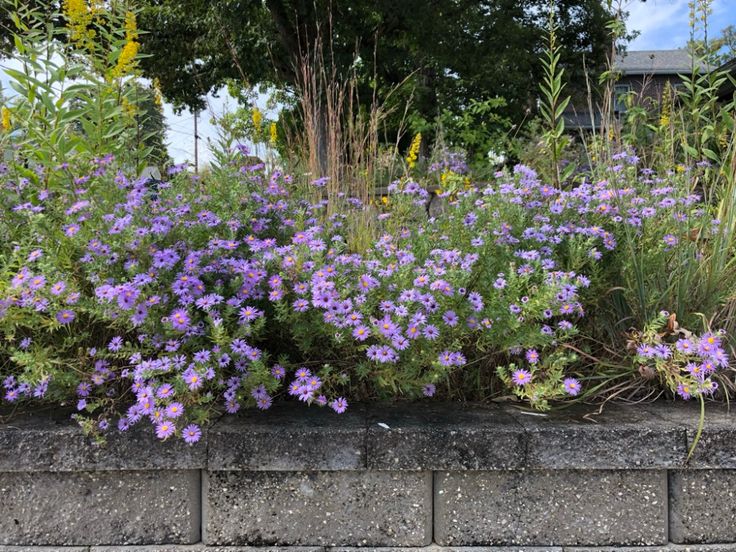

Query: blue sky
626,0,735,50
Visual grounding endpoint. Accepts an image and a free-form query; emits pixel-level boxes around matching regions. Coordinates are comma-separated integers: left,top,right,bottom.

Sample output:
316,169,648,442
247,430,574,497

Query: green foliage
0,0,164,172
537,4,573,187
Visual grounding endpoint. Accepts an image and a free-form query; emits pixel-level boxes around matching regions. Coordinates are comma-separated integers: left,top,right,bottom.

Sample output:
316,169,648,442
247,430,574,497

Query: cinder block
670,470,736,543
204,471,432,546
434,470,667,546
0,470,200,545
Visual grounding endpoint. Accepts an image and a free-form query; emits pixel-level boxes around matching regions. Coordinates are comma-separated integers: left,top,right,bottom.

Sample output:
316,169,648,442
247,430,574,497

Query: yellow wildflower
64,0,95,50
269,122,278,145
152,78,164,108
1,107,10,131
252,107,263,137
124,11,138,41
406,133,421,170
659,84,672,128
381,196,389,205
112,39,139,78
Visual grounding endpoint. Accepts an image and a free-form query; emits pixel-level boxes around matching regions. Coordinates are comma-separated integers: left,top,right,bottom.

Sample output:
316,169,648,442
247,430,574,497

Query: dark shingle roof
614,50,697,75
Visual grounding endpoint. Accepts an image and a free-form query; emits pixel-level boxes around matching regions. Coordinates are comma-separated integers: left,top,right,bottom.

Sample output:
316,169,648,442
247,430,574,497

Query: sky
2,0,735,168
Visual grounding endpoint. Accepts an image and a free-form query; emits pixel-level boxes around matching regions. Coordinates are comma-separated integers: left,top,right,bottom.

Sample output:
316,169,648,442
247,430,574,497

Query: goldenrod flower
112,39,139,78
269,122,278,145
1,106,10,131
124,11,138,41
152,78,164,108
406,133,421,170
64,0,95,50
252,107,263,135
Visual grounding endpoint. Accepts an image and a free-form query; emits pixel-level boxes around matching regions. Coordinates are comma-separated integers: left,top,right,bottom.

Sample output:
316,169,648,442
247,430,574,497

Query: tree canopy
136,0,612,127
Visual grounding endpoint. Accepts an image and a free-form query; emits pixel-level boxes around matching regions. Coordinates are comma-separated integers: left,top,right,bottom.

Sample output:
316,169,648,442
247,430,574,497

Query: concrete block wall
1,401,736,550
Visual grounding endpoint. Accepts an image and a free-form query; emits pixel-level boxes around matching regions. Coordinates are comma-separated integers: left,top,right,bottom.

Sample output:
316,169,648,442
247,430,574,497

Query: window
614,83,632,113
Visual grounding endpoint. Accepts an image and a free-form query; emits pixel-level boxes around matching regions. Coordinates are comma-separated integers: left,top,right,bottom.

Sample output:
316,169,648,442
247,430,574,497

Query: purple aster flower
108,336,123,352
423,383,436,397
182,424,202,444
675,339,694,354
271,364,286,379
256,395,273,410
525,349,540,364
367,344,398,363
512,369,532,386
563,377,581,396
294,367,312,381
182,368,203,390
28,275,46,290
27,249,43,262
442,310,459,327
50,281,66,295
422,324,440,340
170,309,190,331
676,382,693,400
330,397,348,413
165,402,184,418
155,420,176,440
156,384,174,399
56,309,76,324
353,325,371,341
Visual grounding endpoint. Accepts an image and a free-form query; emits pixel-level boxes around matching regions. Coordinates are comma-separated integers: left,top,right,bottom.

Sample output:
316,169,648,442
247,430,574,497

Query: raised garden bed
1,401,736,549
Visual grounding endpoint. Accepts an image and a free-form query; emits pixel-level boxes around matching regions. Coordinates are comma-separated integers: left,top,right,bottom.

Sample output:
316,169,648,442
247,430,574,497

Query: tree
135,1,612,130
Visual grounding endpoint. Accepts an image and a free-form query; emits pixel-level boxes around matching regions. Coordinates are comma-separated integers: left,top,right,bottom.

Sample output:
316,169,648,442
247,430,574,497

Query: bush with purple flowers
1,140,733,443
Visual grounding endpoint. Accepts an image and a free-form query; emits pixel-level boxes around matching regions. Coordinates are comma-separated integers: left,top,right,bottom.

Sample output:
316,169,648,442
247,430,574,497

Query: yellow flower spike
252,107,263,136
124,11,138,41
112,39,139,78
269,122,278,145
152,79,164,108
64,0,95,51
406,133,421,170
1,107,10,131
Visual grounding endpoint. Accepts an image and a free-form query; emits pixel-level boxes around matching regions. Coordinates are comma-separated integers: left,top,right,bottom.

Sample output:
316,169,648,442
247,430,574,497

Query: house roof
614,49,697,75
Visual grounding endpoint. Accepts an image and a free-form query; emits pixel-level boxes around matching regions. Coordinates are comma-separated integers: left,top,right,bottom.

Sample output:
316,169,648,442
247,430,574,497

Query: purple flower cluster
0,146,729,440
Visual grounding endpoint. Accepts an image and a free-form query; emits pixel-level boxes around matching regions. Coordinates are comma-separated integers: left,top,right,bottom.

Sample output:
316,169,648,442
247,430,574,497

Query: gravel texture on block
208,404,366,470
366,403,526,470
567,546,736,552
670,470,736,543
434,470,668,546
0,470,200,545
504,404,686,469
90,543,325,552
330,548,563,552
0,409,205,471
204,471,432,546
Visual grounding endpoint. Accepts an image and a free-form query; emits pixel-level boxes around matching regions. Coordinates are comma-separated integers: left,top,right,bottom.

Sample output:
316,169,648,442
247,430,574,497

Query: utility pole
193,108,199,174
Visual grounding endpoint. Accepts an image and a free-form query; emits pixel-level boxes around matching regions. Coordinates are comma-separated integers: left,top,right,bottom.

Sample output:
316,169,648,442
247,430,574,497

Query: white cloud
625,0,735,50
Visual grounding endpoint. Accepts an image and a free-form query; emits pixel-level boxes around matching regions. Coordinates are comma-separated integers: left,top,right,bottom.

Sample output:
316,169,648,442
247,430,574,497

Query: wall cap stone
2,400,734,472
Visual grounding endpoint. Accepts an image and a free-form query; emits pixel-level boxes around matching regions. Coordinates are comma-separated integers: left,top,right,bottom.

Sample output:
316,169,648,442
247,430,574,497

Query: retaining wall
1,401,736,551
